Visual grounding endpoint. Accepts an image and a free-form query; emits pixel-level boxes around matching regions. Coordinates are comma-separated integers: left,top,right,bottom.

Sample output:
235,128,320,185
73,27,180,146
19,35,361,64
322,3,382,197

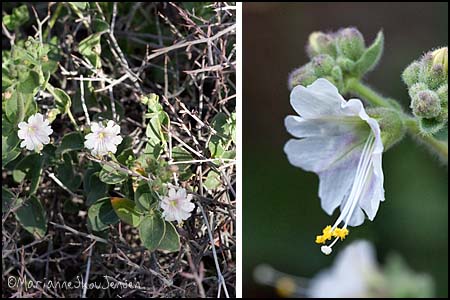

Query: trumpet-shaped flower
17,113,53,152
284,78,384,255
161,187,195,224
84,120,123,156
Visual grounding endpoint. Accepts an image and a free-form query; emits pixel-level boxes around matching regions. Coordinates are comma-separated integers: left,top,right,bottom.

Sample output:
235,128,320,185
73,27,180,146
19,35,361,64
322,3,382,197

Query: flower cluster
402,47,448,135
288,27,384,92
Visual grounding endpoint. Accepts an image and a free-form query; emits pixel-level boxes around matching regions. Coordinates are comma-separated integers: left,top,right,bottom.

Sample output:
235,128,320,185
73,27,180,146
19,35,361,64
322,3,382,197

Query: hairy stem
404,118,448,161
345,78,394,108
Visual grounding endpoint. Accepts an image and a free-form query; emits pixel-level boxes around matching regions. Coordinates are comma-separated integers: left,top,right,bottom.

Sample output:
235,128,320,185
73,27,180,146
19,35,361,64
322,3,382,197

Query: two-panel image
1,2,447,298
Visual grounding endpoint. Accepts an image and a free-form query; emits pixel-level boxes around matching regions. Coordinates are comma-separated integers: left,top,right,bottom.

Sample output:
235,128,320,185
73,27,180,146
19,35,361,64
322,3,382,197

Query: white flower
17,113,53,152
284,78,384,254
308,240,381,298
84,120,123,156
161,187,195,224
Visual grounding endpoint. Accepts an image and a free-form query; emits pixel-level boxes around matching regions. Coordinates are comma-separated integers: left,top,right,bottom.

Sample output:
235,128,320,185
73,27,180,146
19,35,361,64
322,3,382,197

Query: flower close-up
161,187,195,224
84,120,123,156
17,113,53,152
284,78,385,255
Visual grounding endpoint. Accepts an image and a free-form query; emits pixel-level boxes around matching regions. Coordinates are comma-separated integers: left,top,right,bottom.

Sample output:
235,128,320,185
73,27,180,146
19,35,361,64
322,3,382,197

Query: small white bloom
309,240,381,298
284,79,384,253
84,120,123,156
161,187,195,224
17,113,53,152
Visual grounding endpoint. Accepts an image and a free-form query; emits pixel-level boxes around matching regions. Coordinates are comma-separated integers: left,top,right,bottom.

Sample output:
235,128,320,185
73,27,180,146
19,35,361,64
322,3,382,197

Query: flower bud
306,31,337,58
411,90,441,118
288,64,317,90
368,108,406,150
336,56,355,72
432,47,448,75
336,27,365,61
311,54,335,76
402,61,421,87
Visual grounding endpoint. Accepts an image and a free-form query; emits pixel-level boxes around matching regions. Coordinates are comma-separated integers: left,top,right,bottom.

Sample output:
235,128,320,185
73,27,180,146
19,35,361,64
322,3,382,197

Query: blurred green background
243,2,448,298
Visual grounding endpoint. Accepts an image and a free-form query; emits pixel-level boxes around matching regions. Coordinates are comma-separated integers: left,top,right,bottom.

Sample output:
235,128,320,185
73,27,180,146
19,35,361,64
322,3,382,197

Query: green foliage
15,195,47,239
2,186,23,213
157,221,181,252
87,197,119,232
99,164,128,184
55,132,84,156
143,94,170,159
111,197,143,226
208,112,236,159
138,213,166,252
3,5,29,31
13,153,44,195
135,181,156,210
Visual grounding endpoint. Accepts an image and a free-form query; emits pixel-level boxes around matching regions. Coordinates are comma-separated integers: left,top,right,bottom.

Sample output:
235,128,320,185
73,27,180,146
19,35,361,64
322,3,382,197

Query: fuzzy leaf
353,31,384,77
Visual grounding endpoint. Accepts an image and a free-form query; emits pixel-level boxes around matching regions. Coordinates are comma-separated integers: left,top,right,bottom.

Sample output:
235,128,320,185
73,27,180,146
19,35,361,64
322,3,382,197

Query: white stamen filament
322,134,375,253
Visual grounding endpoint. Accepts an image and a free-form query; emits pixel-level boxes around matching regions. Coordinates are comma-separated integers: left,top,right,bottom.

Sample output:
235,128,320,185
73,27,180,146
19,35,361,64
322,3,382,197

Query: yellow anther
315,235,326,244
332,227,349,240
315,225,333,244
322,225,333,240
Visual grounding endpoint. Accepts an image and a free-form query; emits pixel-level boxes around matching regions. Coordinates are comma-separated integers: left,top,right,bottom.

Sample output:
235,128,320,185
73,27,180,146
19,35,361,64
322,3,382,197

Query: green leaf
47,85,72,115
68,2,88,10
110,197,143,227
87,197,119,232
2,118,21,167
15,195,47,239
353,31,384,77
93,18,109,33
2,186,23,213
204,171,221,190
139,213,166,252
55,132,84,156
56,154,82,191
17,70,40,94
78,33,103,68
13,153,44,195
158,221,181,252
99,164,128,184
145,111,169,144
3,5,29,31
135,181,155,210
85,172,108,206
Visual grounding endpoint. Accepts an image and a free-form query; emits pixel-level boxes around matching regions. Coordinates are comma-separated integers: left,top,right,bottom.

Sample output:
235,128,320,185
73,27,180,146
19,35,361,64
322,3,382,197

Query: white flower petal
358,170,385,221
290,78,346,119
317,146,362,215
284,134,364,173
168,188,176,198
285,115,366,138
